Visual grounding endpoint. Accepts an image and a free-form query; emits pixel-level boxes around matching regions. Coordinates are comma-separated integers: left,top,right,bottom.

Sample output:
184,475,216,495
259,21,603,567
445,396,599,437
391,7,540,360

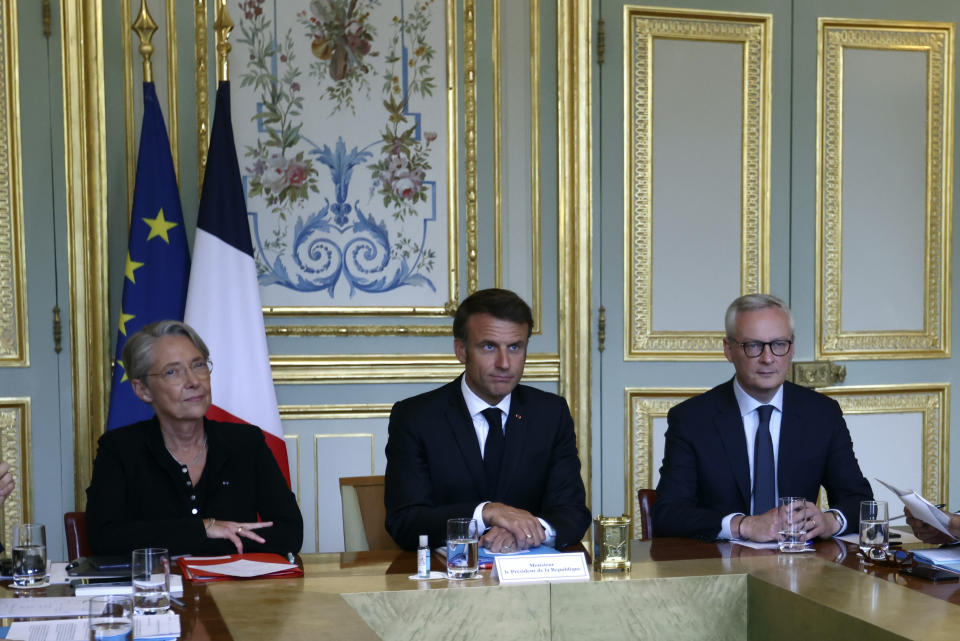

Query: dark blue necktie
753,404,776,515
482,407,504,496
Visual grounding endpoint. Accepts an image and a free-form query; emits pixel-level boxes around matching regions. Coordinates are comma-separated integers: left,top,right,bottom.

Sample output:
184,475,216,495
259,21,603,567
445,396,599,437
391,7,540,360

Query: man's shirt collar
461,376,511,418
732,378,784,418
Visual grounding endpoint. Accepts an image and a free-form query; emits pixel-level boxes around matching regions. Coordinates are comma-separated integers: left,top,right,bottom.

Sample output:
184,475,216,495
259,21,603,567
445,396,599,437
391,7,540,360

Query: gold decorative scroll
817,19,954,359
624,7,771,360
557,0,593,516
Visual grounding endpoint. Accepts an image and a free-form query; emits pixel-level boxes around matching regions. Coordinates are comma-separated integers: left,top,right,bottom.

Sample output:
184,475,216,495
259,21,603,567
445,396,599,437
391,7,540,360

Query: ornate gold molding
624,8,771,360
194,0,209,189
271,353,560,384
822,384,949,505
529,0,542,334
280,404,392,420
0,0,26,367
63,0,110,510
164,0,179,180
626,388,705,539
817,19,954,360
557,0,592,514
0,399,31,547
492,0,501,289
464,0,477,295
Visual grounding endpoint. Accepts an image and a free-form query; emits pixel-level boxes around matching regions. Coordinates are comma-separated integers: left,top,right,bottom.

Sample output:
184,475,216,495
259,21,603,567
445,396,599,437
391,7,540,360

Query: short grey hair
724,294,795,339
121,320,209,382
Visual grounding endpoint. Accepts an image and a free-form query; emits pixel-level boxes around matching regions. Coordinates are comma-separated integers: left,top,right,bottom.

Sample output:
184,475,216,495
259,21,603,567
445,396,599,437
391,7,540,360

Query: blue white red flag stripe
185,81,290,485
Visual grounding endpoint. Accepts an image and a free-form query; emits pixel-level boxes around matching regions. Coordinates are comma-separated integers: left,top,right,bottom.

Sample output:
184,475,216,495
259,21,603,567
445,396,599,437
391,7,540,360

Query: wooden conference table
11,538,960,640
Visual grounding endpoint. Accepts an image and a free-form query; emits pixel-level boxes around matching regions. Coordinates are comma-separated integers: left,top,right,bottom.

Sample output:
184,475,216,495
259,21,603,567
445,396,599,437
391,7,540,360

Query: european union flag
106,83,190,430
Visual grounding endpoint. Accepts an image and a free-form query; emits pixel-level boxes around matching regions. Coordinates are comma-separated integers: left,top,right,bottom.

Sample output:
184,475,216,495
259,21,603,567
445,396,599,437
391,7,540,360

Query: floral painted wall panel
232,0,452,312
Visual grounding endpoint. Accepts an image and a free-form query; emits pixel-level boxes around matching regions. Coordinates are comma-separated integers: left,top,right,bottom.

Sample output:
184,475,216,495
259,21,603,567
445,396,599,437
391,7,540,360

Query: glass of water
859,500,889,562
131,547,170,614
446,518,479,579
777,497,808,553
88,595,134,641
12,523,46,586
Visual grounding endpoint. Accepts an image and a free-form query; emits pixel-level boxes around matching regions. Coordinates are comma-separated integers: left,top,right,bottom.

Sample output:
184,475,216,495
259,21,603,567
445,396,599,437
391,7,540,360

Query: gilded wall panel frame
822,384,949,505
0,399,32,547
0,0,26,367
193,1,461,336
271,353,559,384
63,0,111,509
624,7,771,360
626,388,705,539
816,19,954,359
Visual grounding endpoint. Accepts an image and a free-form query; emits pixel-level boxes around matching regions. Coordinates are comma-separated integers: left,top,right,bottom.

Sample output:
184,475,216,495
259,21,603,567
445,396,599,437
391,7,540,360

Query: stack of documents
177,553,302,583
911,547,960,572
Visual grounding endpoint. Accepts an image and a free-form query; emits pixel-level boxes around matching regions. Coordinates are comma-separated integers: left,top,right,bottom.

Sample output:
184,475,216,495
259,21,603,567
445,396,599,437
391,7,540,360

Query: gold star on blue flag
106,82,190,430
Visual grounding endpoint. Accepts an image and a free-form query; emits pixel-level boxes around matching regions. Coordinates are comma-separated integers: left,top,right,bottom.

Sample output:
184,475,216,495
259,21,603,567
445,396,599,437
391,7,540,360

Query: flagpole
214,0,233,84
132,0,158,83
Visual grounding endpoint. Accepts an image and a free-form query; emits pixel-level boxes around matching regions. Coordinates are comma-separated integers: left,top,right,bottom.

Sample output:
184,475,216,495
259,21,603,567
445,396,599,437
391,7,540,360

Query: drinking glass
131,547,170,614
12,523,46,586
777,497,808,553
446,518,479,579
859,500,889,562
88,595,134,641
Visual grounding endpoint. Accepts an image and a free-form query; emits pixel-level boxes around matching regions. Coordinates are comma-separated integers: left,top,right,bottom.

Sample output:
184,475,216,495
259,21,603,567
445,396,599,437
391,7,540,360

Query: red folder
177,552,303,583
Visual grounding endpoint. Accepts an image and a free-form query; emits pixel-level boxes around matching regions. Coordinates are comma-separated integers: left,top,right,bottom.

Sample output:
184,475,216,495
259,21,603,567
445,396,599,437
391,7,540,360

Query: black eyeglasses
730,339,793,358
146,359,213,384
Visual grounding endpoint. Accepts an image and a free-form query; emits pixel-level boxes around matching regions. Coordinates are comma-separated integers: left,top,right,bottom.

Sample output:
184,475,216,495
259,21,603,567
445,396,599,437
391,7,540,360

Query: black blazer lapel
714,381,751,508
497,388,527,498
444,381,487,496
776,383,806,496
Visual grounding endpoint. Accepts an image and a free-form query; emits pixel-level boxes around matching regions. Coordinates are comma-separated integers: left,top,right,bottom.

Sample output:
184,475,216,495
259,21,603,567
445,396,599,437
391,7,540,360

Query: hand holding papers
875,478,956,541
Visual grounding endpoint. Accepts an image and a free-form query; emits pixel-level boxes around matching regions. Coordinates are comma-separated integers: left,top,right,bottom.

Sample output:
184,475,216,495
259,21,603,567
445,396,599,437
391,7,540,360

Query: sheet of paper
0,596,91,618
47,562,73,585
731,540,783,550
5,610,180,640
875,478,956,540
185,559,296,578
73,575,184,597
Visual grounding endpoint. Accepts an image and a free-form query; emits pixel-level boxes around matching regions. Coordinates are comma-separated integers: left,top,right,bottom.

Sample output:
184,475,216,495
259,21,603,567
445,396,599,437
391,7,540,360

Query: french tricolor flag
185,81,290,486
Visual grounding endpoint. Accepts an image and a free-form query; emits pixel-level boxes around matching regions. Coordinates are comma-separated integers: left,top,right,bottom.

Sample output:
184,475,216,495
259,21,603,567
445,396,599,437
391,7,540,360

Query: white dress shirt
719,379,846,539
461,377,556,546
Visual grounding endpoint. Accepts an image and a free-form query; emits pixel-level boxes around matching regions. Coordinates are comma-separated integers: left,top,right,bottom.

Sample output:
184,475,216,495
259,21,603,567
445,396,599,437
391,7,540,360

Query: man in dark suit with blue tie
384,289,591,552
653,294,872,541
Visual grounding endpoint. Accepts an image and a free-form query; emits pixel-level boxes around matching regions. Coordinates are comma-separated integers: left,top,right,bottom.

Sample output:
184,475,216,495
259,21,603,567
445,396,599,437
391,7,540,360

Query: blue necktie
753,405,776,515
482,408,504,496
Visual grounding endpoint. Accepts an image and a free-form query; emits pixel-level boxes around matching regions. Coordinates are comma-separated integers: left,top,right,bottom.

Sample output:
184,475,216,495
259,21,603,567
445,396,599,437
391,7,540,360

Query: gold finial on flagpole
214,0,234,83
132,0,159,83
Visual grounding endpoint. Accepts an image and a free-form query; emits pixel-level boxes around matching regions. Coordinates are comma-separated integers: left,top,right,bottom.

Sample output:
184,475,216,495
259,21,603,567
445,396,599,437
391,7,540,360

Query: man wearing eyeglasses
653,294,872,541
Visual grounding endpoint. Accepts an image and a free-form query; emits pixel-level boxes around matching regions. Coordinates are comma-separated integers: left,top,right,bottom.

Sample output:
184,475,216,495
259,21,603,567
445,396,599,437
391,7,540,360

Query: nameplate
495,552,590,584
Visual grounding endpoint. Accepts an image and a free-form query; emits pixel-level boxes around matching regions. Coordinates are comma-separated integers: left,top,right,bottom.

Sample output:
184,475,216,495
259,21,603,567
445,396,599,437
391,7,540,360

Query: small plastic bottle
417,534,430,578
